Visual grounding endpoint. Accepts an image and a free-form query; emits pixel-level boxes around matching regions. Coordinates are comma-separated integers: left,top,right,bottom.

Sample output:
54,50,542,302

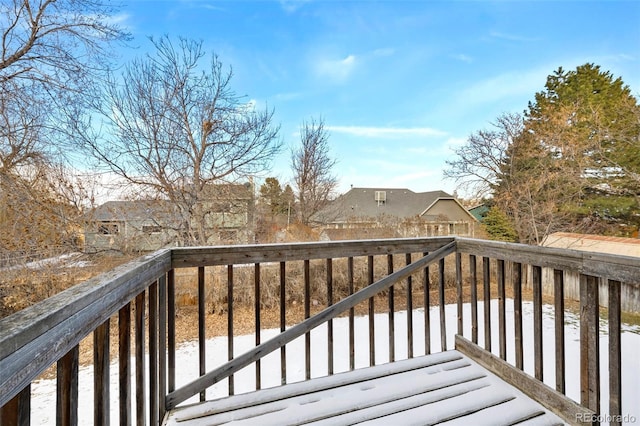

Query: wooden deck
164,350,565,426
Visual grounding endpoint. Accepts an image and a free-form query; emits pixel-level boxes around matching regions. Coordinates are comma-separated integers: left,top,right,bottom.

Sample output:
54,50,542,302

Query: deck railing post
158,274,167,421
456,252,463,337
553,269,565,395
580,274,600,415
387,254,395,363
368,255,375,366
406,253,414,359
423,253,431,355
93,319,110,426
149,280,159,425
134,290,146,426
482,257,491,352
168,269,176,394
0,385,30,426
439,257,446,351
608,279,622,424
469,255,478,344
254,263,261,390
327,258,334,375
197,267,206,401
279,262,286,385
228,265,236,393
348,256,355,370
57,347,78,426
497,259,506,361
118,303,131,426
513,262,523,370
532,265,543,381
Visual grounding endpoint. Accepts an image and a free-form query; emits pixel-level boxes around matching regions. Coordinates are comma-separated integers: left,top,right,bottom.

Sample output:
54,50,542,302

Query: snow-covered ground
30,300,640,425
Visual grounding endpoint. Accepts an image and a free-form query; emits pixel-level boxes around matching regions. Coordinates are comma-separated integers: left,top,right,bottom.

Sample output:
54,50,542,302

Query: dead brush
172,253,462,314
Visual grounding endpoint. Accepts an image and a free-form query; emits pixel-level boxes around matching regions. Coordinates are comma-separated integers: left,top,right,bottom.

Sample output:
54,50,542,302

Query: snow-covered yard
30,300,640,425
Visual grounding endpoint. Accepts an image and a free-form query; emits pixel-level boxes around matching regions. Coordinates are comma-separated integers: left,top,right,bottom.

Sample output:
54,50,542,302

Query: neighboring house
84,183,255,252
315,187,478,240
468,203,490,223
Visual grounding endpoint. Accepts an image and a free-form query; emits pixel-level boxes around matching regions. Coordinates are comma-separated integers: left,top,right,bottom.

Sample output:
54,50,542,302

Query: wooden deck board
163,350,565,426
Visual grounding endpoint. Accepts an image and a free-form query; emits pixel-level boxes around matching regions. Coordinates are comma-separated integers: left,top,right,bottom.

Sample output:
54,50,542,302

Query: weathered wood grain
456,335,593,426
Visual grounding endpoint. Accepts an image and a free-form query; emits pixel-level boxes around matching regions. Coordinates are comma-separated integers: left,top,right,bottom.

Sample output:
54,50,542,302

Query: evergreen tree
481,206,518,242
496,64,640,241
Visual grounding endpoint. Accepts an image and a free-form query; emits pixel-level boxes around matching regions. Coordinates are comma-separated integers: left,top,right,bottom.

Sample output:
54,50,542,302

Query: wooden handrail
165,241,456,408
0,236,632,425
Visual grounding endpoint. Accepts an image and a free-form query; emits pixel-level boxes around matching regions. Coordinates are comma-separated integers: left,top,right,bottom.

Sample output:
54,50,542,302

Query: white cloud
315,54,357,83
373,48,395,57
279,0,313,13
459,67,549,106
451,53,473,63
326,126,447,138
489,31,540,43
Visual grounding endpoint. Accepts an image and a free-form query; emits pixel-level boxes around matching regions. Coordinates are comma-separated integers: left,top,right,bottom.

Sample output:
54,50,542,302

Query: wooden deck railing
0,236,634,425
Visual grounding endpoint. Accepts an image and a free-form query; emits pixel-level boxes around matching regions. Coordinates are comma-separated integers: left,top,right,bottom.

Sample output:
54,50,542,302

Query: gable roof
317,187,459,223
86,200,178,222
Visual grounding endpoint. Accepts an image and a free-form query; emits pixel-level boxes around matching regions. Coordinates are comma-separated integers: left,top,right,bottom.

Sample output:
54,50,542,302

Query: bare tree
1,0,128,90
291,117,338,225
74,36,281,245
444,112,523,198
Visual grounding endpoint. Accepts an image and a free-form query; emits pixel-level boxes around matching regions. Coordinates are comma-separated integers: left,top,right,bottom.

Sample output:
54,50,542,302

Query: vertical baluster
406,253,413,359
134,291,146,426
580,274,600,414
197,267,205,402
348,256,355,370
327,258,334,375
532,265,543,381
513,263,523,370
279,262,287,385
423,253,431,355
470,255,478,344
168,269,176,394
94,319,110,426
482,257,491,352
387,254,395,363
456,252,463,337
553,269,565,394
254,263,261,390
149,281,158,425
57,347,78,426
1,385,30,426
497,259,506,360
304,259,311,380
158,274,167,421
368,255,375,366
608,279,621,423
228,265,235,394
439,257,446,352
119,303,131,426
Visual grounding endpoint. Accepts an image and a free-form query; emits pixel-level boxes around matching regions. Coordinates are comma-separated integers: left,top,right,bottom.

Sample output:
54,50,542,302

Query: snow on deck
164,350,564,426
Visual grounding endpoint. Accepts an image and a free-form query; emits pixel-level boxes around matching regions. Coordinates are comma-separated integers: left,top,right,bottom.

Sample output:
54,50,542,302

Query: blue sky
117,0,640,197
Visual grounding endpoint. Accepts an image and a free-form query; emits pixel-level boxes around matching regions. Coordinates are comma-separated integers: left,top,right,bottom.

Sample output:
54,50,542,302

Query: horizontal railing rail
0,236,633,425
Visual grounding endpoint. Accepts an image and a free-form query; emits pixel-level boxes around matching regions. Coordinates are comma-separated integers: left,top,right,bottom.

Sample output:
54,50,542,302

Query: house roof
86,200,177,222
86,183,254,223
316,187,457,223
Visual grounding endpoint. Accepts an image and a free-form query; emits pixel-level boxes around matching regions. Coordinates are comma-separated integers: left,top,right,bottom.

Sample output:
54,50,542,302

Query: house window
98,222,119,235
374,191,386,206
143,225,162,234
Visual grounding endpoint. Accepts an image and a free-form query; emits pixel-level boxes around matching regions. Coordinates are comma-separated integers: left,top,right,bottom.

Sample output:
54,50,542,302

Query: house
84,183,255,252
468,203,490,222
315,187,478,240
